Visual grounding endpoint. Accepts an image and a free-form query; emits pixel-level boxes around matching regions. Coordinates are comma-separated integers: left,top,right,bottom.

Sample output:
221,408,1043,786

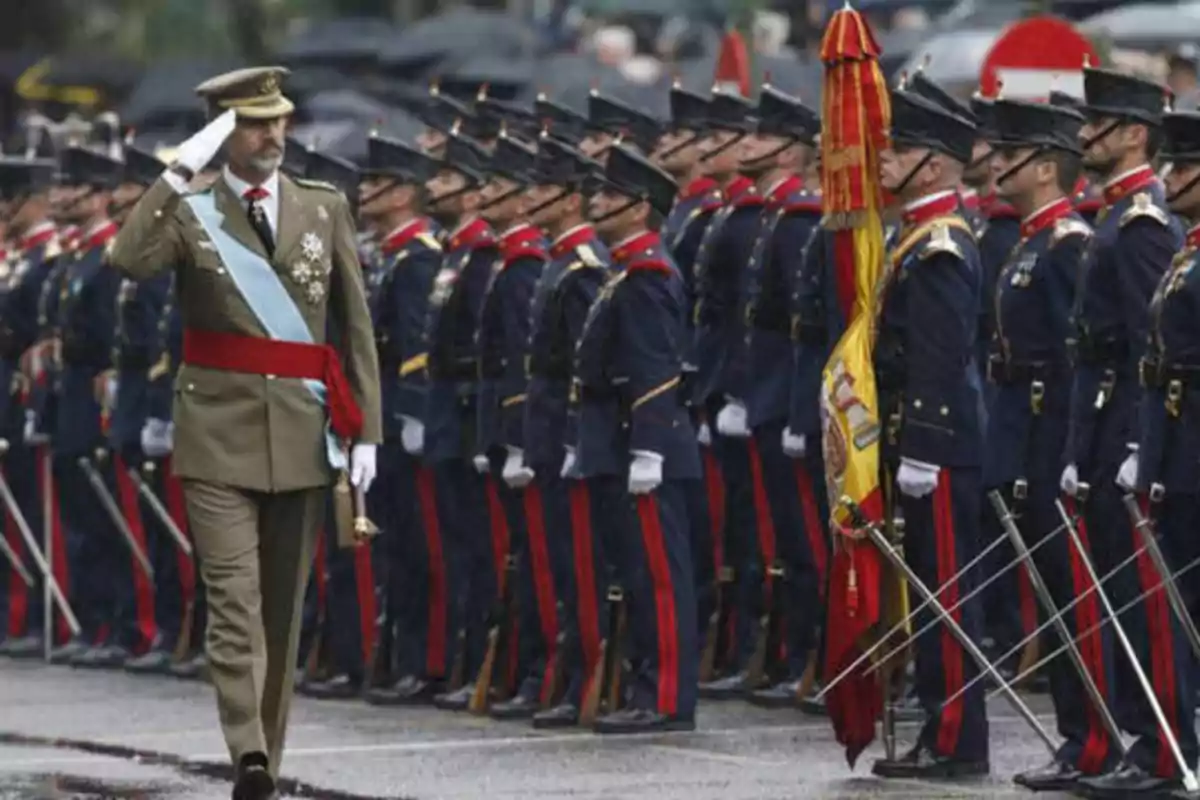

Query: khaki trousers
184,479,325,777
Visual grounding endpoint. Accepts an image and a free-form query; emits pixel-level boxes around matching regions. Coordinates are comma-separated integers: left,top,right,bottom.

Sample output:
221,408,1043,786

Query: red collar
550,224,597,259
959,188,981,211
680,176,719,201
82,221,118,252
19,222,56,253
902,192,961,228
611,230,661,263
724,175,756,204
61,226,80,250
1187,223,1200,249
1103,166,1157,206
766,175,804,205
1021,198,1074,239
447,218,494,251
380,218,428,255
500,224,545,263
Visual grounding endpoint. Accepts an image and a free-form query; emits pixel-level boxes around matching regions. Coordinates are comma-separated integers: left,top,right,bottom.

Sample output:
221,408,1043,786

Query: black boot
231,752,276,800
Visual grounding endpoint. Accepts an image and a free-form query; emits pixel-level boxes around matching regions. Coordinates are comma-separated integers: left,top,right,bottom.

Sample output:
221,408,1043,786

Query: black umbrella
1080,0,1200,48
279,16,400,69
120,58,243,133
379,8,537,71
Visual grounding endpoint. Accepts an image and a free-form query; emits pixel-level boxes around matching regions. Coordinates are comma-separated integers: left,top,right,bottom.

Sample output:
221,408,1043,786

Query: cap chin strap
994,147,1046,190
427,182,474,212
478,183,525,212
359,176,401,210
658,131,702,161
524,187,570,220
699,132,747,163
966,144,994,174
890,150,934,199
1167,168,1200,204
739,138,796,173
590,194,640,227
1082,118,1122,153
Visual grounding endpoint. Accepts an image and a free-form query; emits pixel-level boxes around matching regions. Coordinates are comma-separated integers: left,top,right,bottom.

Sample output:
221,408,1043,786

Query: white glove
175,109,236,175
473,453,491,474
22,410,37,444
103,374,118,410
1060,463,1079,497
140,418,173,457
696,422,712,446
400,415,424,455
628,450,664,495
350,443,378,492
1116,450,1139,491
502,447,535,489
715,400,751,438
896,457,939,499
782,426,807,459
561,447,576,479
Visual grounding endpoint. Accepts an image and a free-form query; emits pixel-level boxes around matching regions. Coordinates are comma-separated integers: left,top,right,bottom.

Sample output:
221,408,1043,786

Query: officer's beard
738,158,774,181
427,203,459,230
1082,153,1117,181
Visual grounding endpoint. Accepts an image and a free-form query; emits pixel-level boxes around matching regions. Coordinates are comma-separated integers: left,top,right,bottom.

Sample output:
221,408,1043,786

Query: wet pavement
0,659,1077,799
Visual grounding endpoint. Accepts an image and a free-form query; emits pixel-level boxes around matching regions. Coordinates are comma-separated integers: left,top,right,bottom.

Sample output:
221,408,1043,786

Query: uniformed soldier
1058,66,1187,799
522,134,614,728
1050,91,1106,225
54,144,155,669
534,93,590,149
109,145,196,676
474,129,556,718
108,67,382,800
581,90,661,161
871,84,989,779
0,154,62,659
577,143,700,733
736,83,828,707
1076,107,1200,799
421,126,501,712
983,97,1120,791
355,134,450,707
416,81,473,158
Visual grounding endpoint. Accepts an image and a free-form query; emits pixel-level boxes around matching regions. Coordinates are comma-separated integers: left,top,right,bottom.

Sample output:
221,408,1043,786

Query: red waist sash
182,328,363,440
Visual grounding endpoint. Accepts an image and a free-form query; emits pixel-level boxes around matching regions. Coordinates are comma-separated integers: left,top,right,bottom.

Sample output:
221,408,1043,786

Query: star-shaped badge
291,261,314,285
306,281,326,303
301,232,324,262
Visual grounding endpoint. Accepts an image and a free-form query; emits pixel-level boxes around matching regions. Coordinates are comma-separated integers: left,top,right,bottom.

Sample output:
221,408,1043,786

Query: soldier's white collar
902,189,956,214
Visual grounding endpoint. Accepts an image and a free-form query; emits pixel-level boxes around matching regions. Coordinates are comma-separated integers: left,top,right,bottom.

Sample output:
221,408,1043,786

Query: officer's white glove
400,415,424,455
1060,463,1079,497
561,446,576,478
176,109,236,175
350,443,378,493
103,374,118,410
502,447,535,489
782,426,807,459
628,450,664,495
1116,449,1139,491
22,410,37,444
473,453,491,474
715,400,751,438
896,457,939,499
696,422,712,446
140,418,173,457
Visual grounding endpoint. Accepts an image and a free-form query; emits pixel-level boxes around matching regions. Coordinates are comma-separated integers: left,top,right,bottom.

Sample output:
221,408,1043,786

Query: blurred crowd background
3,0,1200,162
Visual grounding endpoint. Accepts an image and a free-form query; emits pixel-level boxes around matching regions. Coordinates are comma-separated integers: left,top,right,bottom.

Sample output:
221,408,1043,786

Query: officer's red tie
242,186,275,255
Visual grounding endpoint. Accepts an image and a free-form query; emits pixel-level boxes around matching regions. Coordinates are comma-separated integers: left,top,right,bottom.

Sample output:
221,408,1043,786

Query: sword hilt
1150,482,1166,503
93,446,108,463
0,438,9,458
1076,481,1091,505
142,461,158,475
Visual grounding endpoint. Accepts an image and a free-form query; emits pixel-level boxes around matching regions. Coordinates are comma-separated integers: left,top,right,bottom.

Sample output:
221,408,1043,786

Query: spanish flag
817,4,894,768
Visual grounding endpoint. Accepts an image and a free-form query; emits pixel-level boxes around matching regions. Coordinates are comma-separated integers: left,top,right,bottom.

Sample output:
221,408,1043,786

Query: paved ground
0,659,1075,799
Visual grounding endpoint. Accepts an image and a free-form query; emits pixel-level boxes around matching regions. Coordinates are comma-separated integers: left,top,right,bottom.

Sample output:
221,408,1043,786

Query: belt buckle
1030,380,1045,416
1167,378,1183,418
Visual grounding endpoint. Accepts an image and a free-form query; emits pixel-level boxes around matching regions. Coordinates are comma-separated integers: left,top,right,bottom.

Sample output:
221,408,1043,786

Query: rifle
699,565,734,682
581,584,625,725
469,552,518,714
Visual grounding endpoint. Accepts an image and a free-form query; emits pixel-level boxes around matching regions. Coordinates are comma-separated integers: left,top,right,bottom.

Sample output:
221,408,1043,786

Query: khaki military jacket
108,174,382,493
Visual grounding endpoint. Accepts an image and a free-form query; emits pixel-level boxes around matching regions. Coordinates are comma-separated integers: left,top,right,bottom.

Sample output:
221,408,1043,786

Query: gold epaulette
293,177,340,193
918,220,966,261
148,353,171,381
1050,217,1093,246
1120,192,1171,228
399,353,428,377
576,243,603,268
416,232,442,252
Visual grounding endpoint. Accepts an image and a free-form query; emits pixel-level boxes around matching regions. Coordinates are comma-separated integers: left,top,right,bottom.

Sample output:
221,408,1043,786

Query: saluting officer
522,132,614,728
872,82,989,779
1060,67,1186,799
109,66,381,799
356,134,451,707
984,98,1120,791
577,143,700,733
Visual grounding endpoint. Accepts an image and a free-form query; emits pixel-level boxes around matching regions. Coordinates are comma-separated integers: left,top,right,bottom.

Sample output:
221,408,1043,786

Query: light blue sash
185,193,345,469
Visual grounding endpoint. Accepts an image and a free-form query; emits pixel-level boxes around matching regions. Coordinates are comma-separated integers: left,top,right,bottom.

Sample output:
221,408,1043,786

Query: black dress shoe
365,675,443,706
69,644,108,668
1013,759,1084,792
872,743,989,779
232,752,276,800
748,679,802,709
1075,762,1179,798
593,707,695,734
490,693,540,721
797,683,827,717
297,673,362,700
124,648,173,675
0,635,43,658
698,671,748,700
533,702,579,729
170,652,206,681
49,639,88,665
82,645,131,669
433,684,474,711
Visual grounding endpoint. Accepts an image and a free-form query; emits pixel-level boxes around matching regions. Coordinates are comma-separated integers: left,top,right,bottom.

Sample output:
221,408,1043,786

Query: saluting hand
173,109,237,177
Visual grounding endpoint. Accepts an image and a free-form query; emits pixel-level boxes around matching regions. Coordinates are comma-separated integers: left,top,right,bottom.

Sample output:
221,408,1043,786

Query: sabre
0,441,79,635
127,465,193,558
988,490,1125,754
1055,492,1199,791
859,514,1065,681
77,454,154,579
842,497,1060,755
1122,491,1200,660
817,524,1021,699
991,550,1200,701
0,508,32,587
